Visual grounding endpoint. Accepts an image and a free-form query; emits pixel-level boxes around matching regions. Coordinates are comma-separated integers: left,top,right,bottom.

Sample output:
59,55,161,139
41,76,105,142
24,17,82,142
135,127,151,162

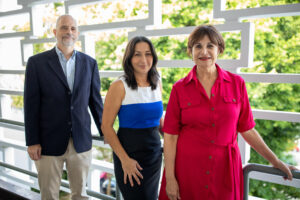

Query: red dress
159,65,255,200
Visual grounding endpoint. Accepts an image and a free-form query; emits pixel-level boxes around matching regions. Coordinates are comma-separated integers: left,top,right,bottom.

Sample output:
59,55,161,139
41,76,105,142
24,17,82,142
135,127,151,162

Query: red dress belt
196,137,239,193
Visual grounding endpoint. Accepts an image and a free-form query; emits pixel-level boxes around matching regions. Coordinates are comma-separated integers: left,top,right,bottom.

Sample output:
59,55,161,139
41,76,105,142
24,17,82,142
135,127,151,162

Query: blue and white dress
113,77,163,200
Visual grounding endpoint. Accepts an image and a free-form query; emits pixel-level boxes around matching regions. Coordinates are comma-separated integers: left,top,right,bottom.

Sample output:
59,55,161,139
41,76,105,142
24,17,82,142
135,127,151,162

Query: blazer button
71,106,74,110
187,102,191,106
68,92,71,95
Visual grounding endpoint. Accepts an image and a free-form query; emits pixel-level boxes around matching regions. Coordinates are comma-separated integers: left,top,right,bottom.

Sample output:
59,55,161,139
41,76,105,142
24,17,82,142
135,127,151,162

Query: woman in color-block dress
159,25,296,200
101,36,163,200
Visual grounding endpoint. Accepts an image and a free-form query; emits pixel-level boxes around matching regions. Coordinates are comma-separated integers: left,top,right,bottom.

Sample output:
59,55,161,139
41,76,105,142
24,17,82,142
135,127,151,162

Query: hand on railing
243,163,300,200
272,159,298,180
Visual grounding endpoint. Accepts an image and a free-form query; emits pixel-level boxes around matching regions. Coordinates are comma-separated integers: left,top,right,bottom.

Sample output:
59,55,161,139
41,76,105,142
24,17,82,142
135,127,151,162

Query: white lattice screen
0,0,299,189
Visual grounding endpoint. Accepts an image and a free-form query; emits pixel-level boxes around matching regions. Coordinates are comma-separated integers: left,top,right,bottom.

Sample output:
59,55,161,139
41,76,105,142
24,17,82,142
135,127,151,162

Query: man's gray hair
56,14,78,29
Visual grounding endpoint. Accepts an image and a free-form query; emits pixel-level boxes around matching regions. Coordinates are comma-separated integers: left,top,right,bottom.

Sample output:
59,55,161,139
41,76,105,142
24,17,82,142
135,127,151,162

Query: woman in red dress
159,25,296,200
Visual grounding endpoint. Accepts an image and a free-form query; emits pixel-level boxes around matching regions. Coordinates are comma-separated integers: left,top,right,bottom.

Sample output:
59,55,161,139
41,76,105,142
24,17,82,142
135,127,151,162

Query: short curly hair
187,25,225,56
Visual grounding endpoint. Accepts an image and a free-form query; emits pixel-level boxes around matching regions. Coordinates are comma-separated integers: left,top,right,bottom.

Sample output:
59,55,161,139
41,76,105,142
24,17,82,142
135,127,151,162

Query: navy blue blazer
24,48,103,156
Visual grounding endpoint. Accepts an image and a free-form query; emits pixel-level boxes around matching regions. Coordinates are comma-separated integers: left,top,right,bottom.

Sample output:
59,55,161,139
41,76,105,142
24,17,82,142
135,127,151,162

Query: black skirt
113,126,162,200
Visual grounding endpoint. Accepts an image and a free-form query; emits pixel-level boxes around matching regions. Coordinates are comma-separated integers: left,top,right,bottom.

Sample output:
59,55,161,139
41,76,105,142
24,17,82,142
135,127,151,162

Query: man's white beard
62,38,75,47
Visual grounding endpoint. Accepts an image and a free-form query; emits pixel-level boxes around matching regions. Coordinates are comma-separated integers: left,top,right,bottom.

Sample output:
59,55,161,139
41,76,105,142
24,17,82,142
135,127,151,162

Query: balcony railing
1,132,300,200
1,69,300,199
0,147,118,200
0,118,120,199
243,163,300,200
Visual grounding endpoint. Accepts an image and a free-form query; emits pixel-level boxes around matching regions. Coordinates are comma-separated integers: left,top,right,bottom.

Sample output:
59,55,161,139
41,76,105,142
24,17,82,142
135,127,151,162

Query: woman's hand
272,159,298,180
241,129,298,181
121,157,143,187
166,177,181,200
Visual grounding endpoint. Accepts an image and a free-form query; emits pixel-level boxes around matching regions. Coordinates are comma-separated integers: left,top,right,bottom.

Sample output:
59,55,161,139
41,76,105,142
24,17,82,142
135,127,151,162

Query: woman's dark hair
122,36,159,90
187,25,225,56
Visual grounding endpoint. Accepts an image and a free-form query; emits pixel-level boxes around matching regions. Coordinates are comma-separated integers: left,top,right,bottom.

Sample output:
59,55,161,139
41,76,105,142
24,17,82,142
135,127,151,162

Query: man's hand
27,144,42,161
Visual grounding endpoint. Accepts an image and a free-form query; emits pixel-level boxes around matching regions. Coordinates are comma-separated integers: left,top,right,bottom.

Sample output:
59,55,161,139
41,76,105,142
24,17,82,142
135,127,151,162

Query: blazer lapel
48,48,70,90
72,52,85,95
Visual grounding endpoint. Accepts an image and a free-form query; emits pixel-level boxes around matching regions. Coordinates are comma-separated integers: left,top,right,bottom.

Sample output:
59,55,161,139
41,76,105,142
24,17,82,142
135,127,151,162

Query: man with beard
24,15,103,199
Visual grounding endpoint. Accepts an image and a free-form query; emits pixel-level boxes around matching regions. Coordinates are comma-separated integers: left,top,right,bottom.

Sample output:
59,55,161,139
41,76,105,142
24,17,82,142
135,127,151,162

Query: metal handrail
0,118,24,126
243,163,300,200
0,161,116,200
2,119,300,200
0,119,121,199
92,135,104,141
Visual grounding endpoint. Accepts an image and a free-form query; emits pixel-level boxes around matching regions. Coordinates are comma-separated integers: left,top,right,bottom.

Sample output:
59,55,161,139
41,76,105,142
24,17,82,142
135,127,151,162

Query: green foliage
102,2,111,9
220,32,240,59
226,0,300,9
33,43,47,55
246,83,300,112
249,180,300,200
96,146,114,162
100,77,116,94
159,1,299,199
117,10,125,18
53,2,64,10
248,120,300,199
30,187,40,193
240,19,300,199
94,1,299,175
162,0,172,3
161,68,190,108
95,34,126,70
11,96,23,109
229,1,300,199
162,0,213,27
25,0,296,198
151,36,174,59
95,34,126,94
151,36,191,108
